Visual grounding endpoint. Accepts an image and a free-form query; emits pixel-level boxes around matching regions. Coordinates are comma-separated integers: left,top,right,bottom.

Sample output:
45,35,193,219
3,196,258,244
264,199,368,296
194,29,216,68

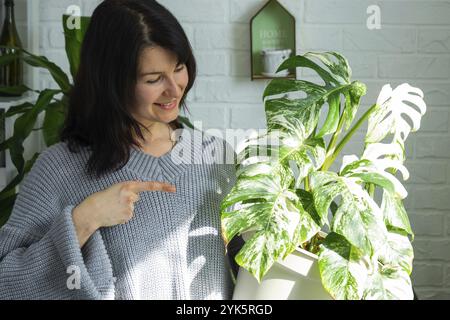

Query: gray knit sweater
0,126,237,300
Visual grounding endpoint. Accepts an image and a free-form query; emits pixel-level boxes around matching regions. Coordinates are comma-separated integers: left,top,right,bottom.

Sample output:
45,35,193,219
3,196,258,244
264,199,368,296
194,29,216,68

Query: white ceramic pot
232,246,332,300
260,48,292,77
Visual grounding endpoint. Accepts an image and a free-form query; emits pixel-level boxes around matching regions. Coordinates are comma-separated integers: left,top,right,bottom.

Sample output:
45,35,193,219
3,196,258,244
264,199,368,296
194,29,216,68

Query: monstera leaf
366,83,426,162
263,52,367,138
221,171,321,282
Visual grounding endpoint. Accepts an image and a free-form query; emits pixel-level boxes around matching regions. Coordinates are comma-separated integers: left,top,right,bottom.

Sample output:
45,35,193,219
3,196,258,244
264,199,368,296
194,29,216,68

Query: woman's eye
147,77,161,84
146,66,184,84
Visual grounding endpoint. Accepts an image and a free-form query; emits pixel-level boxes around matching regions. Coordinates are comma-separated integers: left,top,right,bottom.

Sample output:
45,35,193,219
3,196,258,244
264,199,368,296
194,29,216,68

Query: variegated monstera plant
220,52,426,300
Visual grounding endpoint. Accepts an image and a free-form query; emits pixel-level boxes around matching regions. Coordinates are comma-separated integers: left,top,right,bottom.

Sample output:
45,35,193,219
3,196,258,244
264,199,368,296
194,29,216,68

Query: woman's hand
72,181,176,247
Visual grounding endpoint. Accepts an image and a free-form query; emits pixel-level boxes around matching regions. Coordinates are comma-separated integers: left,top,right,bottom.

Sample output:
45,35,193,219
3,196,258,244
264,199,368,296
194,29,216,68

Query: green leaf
310,171,387,255
62,14,90,79
9,90,60,172
22,54,71,93
0,84,31,96
265,52,366,138
178,115,194,129
1,44,71,93
381,190,413,236
378,228,414,275
221,173,320,282
363,264,414,300
43,101,66,147
316,92,340,138
318,232,368,300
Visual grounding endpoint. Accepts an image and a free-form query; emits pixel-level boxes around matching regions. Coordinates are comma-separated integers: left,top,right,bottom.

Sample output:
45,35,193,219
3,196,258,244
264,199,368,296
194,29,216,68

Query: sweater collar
126,125,204,181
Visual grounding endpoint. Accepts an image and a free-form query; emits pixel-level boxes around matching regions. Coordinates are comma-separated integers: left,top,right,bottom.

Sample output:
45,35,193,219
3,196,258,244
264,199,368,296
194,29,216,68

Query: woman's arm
0,148,115,300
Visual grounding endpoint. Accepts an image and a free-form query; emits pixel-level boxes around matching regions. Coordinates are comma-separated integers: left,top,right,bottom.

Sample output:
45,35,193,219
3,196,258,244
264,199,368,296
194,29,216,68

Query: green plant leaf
378,228,414,275
22,54,71,93
362,264,413,300
221,172,320,281
0,84,31,96
43,101,66,147
310,171,387,255
265,52,366,138
62,14,90,79
381,190,413,236
318,232,368,300
9,90,61,172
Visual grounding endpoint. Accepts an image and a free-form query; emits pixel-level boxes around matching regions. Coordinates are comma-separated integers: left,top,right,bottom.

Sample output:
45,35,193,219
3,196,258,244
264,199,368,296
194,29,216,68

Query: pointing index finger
130,181,176,194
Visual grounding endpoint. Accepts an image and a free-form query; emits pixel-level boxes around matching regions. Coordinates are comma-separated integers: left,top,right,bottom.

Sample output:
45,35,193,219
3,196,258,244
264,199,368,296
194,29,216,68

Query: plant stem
321,103,378,171
368,183,375,198
304,175,310,191
324,107,346,161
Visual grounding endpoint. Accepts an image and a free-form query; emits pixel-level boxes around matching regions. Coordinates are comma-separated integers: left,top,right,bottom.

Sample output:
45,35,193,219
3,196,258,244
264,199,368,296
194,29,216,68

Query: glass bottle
0,0,23,96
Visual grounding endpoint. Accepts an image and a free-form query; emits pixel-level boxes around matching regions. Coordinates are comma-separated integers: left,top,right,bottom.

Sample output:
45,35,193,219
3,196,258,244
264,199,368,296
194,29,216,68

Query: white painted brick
81,0,102,16
343,27,416,53
405,161,448,184
339,52,377,78
445,265,450,287
195,51,228,76
413,187,450,210
230,0,301,24
447,214,450,236
159,0,228,23
305,0,373,24
230,51,251,77
414,239,450,261
195,24,249,51
419,109,449,133
299,26,342,51
183,103,227,130
48,24,65,48
409,211,445,236
381,1,450,26
416,136,450,159
417,83,450,106
39,25,48,50
412,263,443,286
379,56,450,79
182,25,194,47
230,0,267,23
40,0,82,22
230,104,266,129
419,29,450,53
195,78,266,103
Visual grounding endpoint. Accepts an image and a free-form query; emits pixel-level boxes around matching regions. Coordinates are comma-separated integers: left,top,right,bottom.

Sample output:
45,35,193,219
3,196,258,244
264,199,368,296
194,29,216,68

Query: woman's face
132,46,189,126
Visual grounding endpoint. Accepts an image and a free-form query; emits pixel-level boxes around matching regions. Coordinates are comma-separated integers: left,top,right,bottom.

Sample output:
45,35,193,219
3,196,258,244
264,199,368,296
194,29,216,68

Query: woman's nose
164,76,182,98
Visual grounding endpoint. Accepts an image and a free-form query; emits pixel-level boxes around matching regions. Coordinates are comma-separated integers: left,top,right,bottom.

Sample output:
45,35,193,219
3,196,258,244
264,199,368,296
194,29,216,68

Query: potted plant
0,14,194,226
221,52,426,300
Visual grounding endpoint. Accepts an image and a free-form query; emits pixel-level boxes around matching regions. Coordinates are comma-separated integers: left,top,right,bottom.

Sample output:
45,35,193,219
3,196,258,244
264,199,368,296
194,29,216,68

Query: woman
0,0,238,300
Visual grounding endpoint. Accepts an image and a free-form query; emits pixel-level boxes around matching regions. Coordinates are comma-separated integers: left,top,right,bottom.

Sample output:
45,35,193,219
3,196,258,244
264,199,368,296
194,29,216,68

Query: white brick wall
33,0,450,299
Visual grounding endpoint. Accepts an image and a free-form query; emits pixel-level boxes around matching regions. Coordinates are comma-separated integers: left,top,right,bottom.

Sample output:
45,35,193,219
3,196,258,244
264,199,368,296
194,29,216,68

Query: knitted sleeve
0,146,115,300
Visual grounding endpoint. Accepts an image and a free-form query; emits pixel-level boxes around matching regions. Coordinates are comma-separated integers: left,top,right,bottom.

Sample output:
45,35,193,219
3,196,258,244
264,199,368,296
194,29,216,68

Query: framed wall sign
250,0,296,80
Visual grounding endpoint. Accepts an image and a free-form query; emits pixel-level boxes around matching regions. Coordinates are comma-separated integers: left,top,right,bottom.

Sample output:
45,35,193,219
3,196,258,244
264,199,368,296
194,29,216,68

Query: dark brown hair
60,0,197,178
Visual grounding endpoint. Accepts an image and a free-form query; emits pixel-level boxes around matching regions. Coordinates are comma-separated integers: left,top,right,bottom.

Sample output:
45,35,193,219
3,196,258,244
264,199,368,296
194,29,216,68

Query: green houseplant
0,15,89,226
221,52,426,299
0,14,193,226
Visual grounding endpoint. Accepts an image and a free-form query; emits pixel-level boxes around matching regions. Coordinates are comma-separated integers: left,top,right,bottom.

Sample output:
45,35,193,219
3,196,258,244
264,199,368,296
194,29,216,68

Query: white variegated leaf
366,84,426,160
318,233,368,300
